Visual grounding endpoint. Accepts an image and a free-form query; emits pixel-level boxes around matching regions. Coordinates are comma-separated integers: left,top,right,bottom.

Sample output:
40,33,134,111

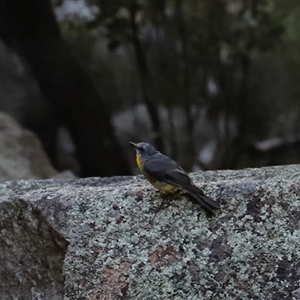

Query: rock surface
1,164,300,299
0,112,58,181
0,112,76,181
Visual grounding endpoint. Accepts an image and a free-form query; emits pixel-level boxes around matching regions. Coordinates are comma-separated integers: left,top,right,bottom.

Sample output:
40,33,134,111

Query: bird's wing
143,154,193,188
144,153,220,210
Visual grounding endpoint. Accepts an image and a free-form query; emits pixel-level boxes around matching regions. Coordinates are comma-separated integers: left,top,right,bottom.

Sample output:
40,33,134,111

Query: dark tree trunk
175,0,195,170
167,106,178,160
129,0,164,151
224,0,258,169
0,0,131,176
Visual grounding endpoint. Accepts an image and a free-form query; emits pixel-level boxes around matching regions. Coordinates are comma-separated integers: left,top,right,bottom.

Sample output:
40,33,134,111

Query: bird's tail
186,190,220,213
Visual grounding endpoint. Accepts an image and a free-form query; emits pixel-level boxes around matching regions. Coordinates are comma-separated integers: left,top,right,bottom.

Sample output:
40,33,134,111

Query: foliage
53,0,300,170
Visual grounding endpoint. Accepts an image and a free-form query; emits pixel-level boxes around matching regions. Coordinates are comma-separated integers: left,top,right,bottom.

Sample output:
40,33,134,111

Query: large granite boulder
0,164,300,299
0,112,58,181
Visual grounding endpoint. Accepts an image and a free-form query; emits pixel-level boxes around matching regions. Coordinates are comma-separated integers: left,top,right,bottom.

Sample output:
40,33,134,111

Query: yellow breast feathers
136,153,144,172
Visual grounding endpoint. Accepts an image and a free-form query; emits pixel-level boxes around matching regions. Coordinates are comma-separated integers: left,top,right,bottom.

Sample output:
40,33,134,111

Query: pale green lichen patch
1,166,300,299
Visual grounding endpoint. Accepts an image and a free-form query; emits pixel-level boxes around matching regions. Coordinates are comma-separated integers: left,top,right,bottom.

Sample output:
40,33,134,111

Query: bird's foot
150,198,170,213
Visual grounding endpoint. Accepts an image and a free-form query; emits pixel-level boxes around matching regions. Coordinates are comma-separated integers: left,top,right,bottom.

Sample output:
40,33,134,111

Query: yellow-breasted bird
130,142,220,212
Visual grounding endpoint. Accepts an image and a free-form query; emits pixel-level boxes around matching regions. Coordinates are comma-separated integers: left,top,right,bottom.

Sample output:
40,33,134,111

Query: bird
130,142,220,213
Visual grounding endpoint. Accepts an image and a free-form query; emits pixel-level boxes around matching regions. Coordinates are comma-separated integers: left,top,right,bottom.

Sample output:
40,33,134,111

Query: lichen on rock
0,165,300,299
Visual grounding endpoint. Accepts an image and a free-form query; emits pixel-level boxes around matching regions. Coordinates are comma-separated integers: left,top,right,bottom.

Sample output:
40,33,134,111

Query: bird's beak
130,142,138,149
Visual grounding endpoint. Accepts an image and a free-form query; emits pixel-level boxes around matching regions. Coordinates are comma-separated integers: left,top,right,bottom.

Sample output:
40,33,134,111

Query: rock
1,164,300,299
0,112,57,181
0,112,77,181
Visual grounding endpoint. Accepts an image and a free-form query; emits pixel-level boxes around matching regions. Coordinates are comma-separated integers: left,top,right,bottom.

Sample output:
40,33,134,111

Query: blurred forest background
1,0,300,177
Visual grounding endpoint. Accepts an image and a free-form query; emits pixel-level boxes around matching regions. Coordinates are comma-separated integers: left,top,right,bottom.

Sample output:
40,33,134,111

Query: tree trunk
129,0,164,151
175,0,195,170
0,0,131,176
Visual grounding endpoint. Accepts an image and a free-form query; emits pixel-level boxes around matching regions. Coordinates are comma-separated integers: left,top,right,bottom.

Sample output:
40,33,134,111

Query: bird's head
130,142,158,160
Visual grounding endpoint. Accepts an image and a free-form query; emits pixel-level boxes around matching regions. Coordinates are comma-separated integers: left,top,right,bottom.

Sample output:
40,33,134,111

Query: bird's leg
149,196,170,224
150,197,167,213
149,191,179,223
150,193,172,213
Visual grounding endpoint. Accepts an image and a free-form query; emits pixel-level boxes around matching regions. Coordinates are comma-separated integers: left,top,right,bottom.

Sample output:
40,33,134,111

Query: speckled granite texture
1,164,300,299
